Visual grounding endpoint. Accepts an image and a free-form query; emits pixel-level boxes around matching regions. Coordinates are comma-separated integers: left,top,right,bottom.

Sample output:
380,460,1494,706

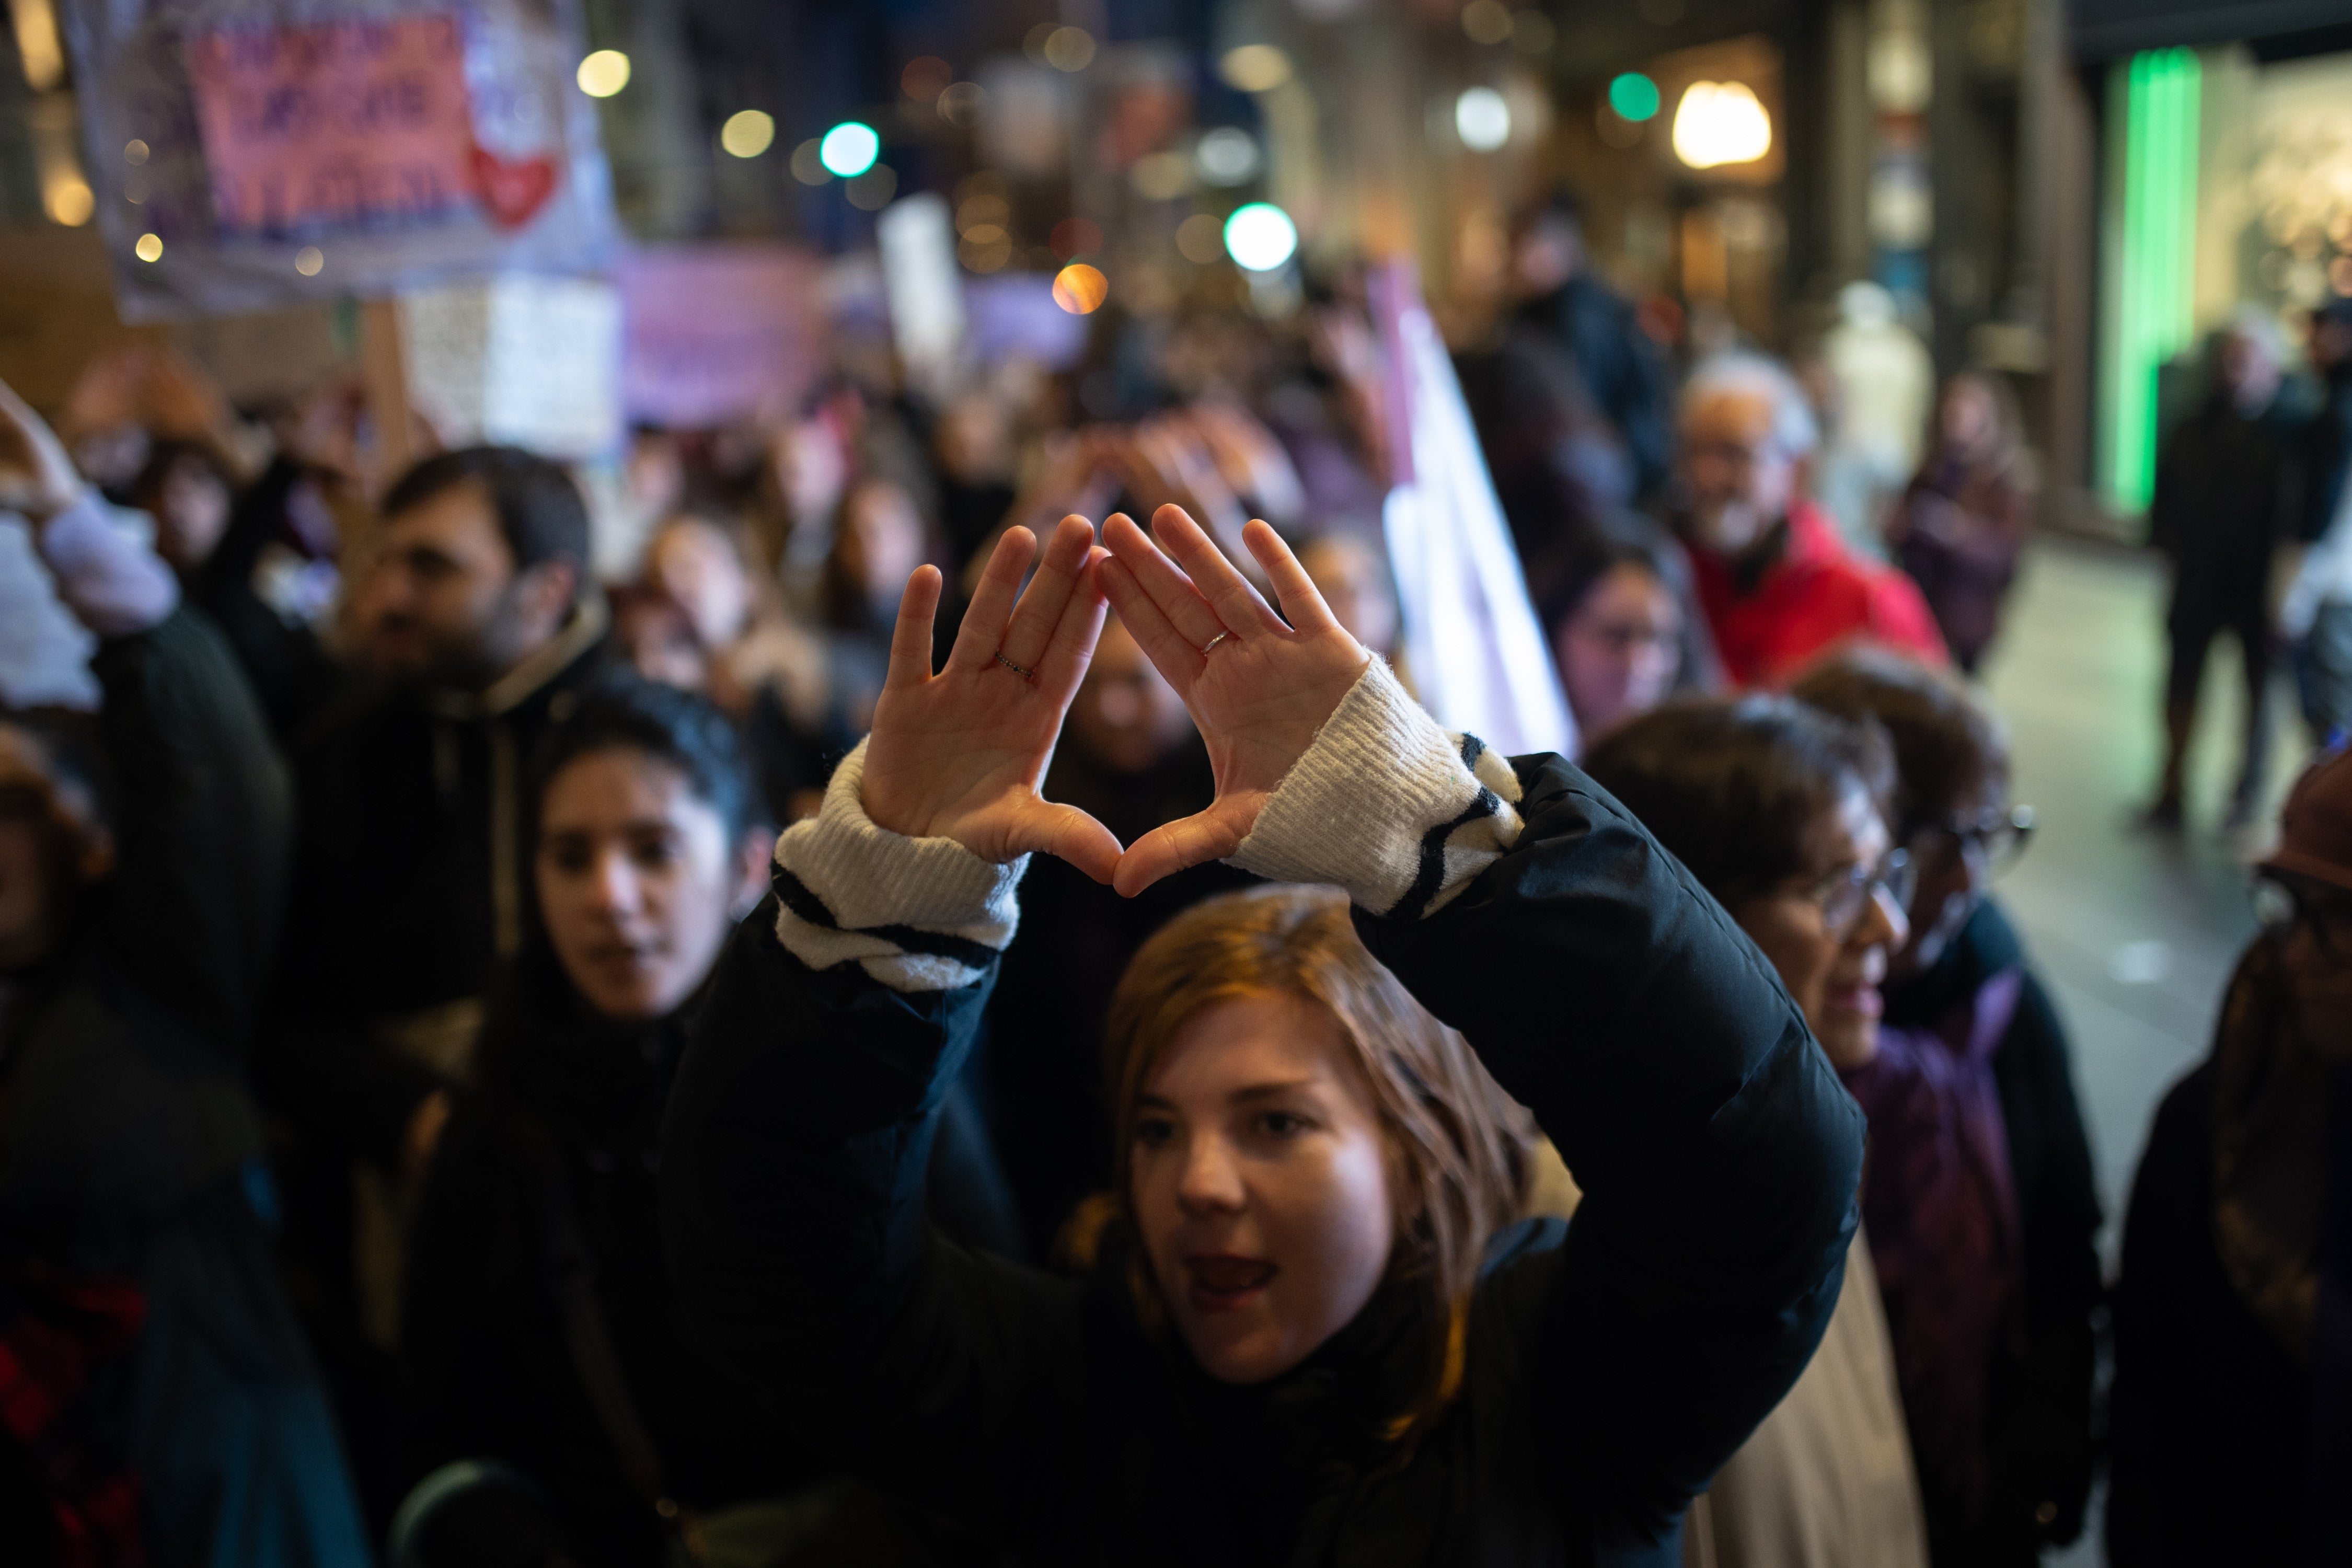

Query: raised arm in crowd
660,501,1866,1565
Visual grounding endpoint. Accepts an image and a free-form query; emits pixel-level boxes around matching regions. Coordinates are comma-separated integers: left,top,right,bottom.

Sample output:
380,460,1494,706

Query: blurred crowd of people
0,202,2347,1568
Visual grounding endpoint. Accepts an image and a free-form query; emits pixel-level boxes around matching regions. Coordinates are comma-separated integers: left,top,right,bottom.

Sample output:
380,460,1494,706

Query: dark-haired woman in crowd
1582,696,1928,1568
1530,526,1715,752
391,676,1005,1568
662,505,1864,1563
1791,650,2100,1568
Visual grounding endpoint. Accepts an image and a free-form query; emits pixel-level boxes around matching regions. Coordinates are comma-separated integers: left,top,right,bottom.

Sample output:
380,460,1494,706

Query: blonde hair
1084,884,1537,1445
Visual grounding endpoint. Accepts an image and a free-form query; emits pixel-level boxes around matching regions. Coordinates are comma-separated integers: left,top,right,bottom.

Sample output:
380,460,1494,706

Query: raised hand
0,377,86,522
1100,504,1371,896
861,514,1124,884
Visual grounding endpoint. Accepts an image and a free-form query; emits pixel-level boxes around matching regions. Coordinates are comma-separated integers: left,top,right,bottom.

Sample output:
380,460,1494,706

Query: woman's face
153,455,233,572
841,482,925,607
649,520,752,650
1733,786,1908,1070
536,749,744,1021
1893,772,2004,980
1555,563,1682,743
1940,381,1997,454
1131,991,1396,1385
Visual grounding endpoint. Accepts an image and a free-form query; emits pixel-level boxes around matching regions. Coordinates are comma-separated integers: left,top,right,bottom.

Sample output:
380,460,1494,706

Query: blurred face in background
1679,389,1801,554
361,481,573,689
1068,617,1195,775
1131,991,1396,1385
536,748,753,1020
2220,331,2283,417
648,517,753,650
835,479,926,618
934,393,1014,486
1554,563,1681,745
144,451,234,573
1731,786,1909,1070
1936,378,2000,457
612,591,709,695
1894,770,2009,980
1297,536,1398,659
773,417,848,527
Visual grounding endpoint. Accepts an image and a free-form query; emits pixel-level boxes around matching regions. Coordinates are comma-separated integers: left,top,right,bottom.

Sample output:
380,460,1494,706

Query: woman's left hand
1100,505,1370,896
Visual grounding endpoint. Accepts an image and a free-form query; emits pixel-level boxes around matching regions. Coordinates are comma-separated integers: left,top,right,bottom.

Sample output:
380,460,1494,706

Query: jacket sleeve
186,457,343,738
1226,659,1865,1553
661,741,1090,1542
40,491,291,1059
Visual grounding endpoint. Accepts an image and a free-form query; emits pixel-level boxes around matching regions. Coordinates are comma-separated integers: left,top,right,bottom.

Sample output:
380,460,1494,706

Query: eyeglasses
2253,872,2352,960
1909,804,2035,877
1801,848,1917,940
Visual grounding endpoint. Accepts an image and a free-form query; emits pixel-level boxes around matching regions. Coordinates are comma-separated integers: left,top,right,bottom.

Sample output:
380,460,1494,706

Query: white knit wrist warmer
771,738,1027,993
1227,658,1524,919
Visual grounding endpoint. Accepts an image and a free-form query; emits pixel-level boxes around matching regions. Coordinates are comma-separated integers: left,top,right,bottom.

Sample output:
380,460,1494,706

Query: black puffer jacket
661,753,1864,1567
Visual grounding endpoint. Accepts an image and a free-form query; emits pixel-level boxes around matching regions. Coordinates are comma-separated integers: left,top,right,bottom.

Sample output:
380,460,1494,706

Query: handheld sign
61,0,615,322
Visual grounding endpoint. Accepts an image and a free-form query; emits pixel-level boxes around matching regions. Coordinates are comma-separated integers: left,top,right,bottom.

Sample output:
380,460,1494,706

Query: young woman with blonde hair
662,504,1865,1565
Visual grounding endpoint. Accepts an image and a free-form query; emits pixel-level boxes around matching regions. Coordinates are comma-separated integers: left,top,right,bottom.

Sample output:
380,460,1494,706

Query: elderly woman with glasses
1583,694,1929,1568
1792,650,2100,1568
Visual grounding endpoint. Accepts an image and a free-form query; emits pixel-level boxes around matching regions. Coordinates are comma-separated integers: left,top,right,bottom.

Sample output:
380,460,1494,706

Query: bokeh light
123,139,149,165
1195,127,1261,186
1672,81,1772,169
845,166,897,211
1455,87,1511,152
722,110,777,159
901,56,952,102
295,246,325,276
818,121,880,177
133,232,163,262
1223,202,1297,271
1175,213,1226,264
1218,44,1292,93
1053,263,1109,314
1042,27,1096,72
576,50,630,98
790,139,829,184
1461,0,1514,45
44,175,93,226
1608,73,1661,122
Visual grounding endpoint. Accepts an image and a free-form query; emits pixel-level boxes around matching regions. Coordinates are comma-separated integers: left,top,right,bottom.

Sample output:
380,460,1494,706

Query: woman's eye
1133,1119,1174,1149
1258,1111,1307,1137
547,843,592,874
631,836,681,871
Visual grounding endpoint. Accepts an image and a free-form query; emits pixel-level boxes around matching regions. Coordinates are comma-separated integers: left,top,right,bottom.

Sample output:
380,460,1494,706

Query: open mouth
1184,1254,1275,1312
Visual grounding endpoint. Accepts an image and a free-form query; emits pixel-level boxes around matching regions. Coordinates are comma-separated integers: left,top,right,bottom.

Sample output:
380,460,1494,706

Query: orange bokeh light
1053,263,1109,315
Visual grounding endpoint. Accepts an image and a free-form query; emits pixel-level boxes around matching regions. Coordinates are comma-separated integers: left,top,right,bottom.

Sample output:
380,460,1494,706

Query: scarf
1841,968,2025,1519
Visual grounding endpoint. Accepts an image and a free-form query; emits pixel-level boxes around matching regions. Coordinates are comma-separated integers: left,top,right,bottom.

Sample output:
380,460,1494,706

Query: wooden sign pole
359,296,413,494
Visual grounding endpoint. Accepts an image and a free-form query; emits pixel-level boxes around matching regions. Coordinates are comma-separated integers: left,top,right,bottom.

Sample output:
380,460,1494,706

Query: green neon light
2102,48,2200,514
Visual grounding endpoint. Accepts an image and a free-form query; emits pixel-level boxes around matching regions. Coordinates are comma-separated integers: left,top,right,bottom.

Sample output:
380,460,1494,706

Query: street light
1223,202,1297,271
819,122,881,178
1455,87,1511,152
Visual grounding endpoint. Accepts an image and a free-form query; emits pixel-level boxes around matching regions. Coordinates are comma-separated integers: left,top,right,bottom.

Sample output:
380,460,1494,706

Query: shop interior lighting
1671,81,1771,169
2102,48,2200,513
1224,202,1298,271
576,50,630,97
1455,87,1512,153
1461,0,1514,46
134,232,162,262
10,0,63,91
1042,27,1096,72
295,246,325,276
818,121,880,178
1608,73,1661,122
722,110,777,159
42,170,92,226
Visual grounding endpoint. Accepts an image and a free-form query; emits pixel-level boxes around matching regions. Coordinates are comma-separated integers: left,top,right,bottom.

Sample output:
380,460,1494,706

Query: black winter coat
2149,393,2303,624
661,753,1865,1567
1878,899,2103,1566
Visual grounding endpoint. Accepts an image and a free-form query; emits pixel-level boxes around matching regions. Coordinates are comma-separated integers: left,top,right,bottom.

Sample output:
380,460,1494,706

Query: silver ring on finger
995,651,1035,679
1200,631,1232,657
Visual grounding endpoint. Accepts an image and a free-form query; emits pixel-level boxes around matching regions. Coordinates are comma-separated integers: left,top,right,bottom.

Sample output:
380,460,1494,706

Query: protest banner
615,245,824,429
60,0,616,322
1368,258,1575,759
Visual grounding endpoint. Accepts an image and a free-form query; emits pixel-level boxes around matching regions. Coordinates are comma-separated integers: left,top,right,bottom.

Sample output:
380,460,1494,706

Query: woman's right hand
861,515,1125,883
